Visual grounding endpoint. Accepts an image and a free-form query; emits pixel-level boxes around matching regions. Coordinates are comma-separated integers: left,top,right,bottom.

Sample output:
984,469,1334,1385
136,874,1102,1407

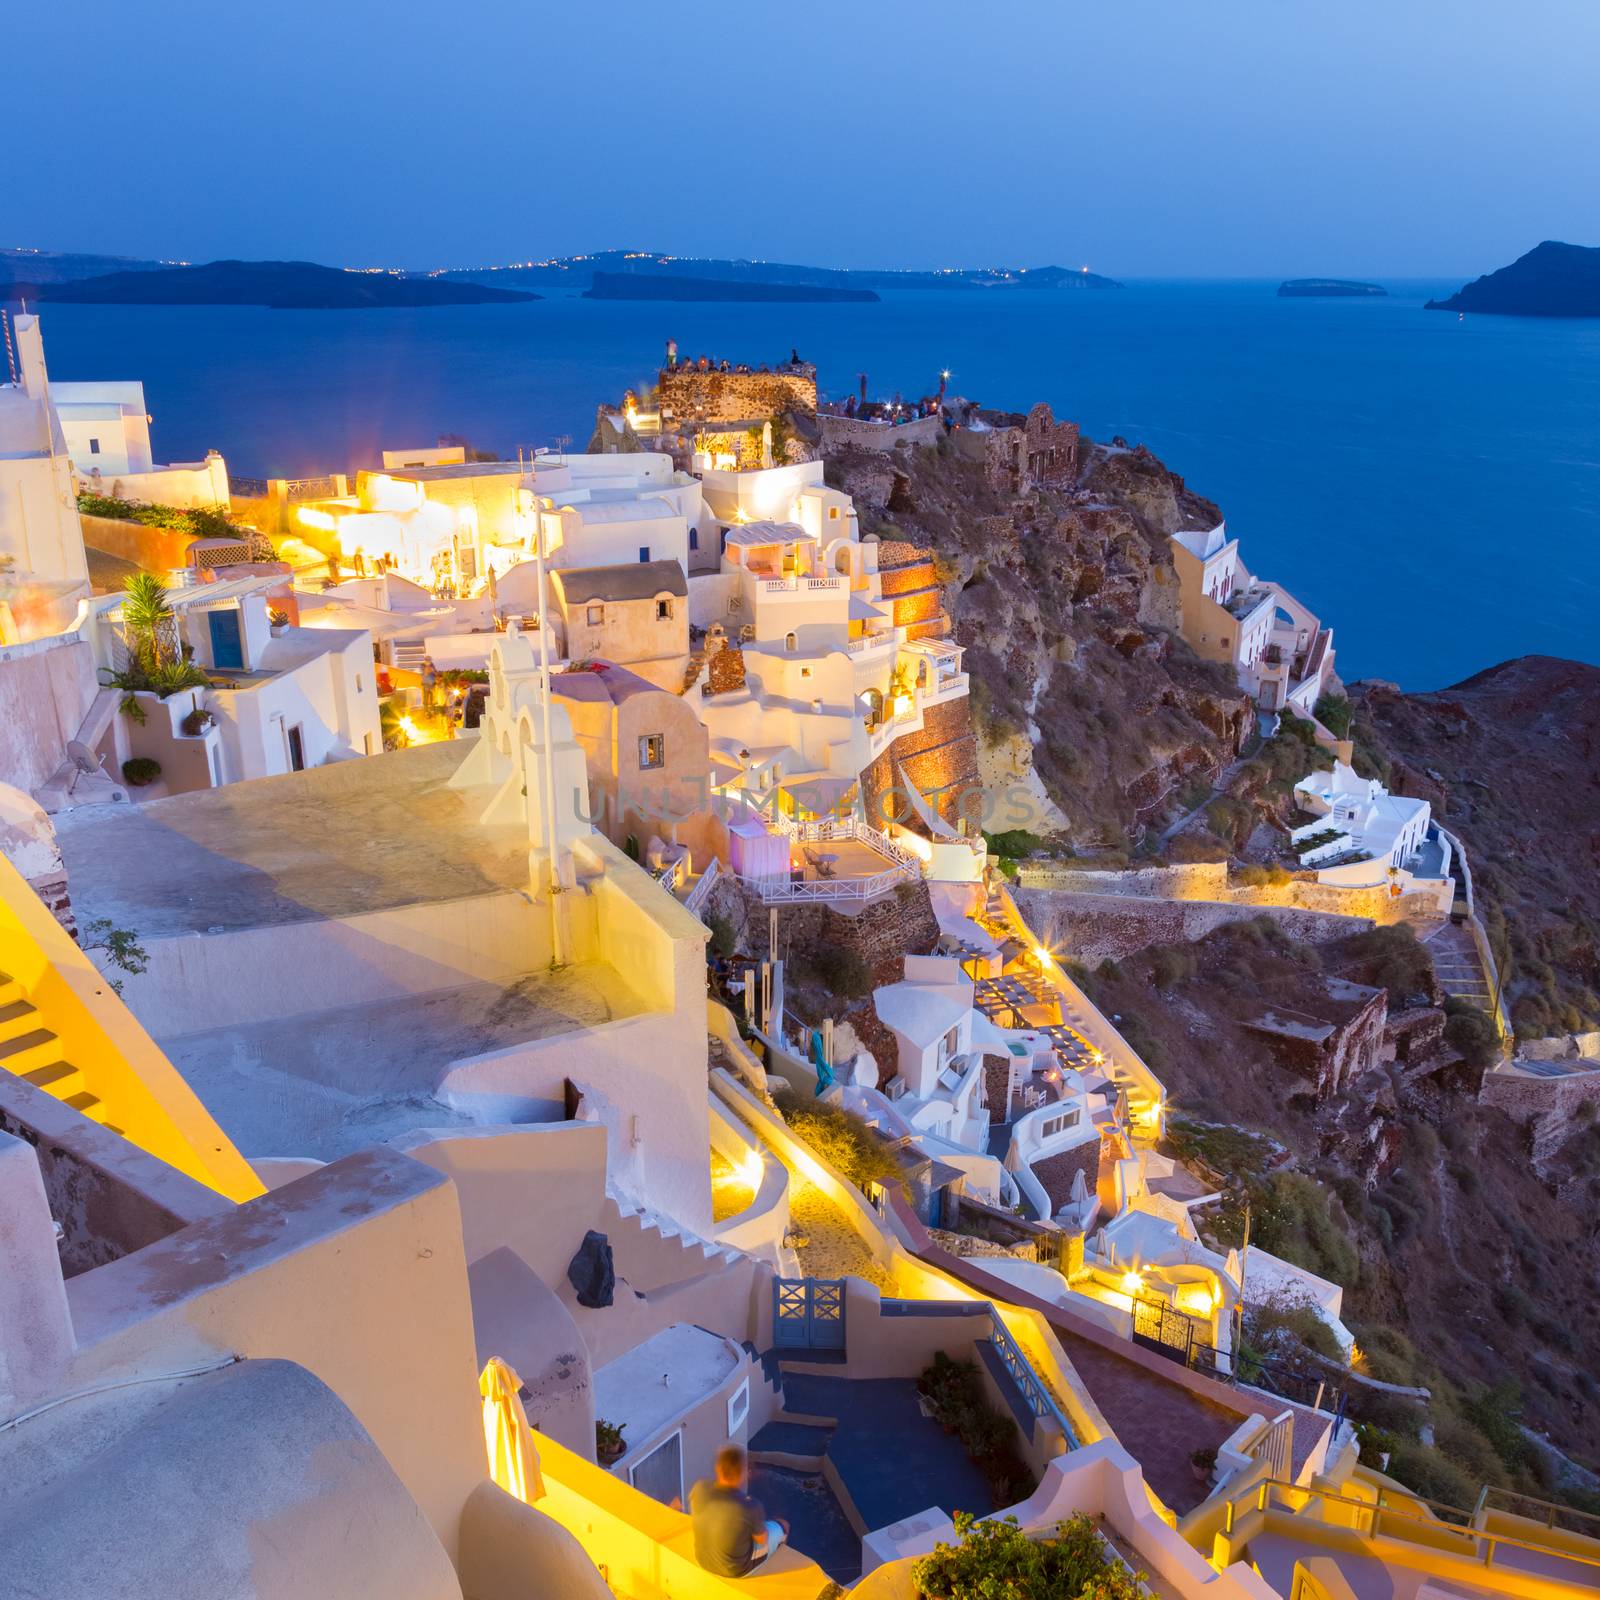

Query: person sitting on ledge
690,1444,788,1576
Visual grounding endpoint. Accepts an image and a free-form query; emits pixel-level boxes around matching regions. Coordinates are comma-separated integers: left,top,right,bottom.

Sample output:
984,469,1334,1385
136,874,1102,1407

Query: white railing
759,575,841,594
857,820,924,872
1247,1409,1296,1480
746,866,911,904
683,858,721,919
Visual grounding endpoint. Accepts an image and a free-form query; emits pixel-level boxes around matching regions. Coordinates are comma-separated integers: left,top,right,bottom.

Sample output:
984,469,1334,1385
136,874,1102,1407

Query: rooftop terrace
55,742,525,937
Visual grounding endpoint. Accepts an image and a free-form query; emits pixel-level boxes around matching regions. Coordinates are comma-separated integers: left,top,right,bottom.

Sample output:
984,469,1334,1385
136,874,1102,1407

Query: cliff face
826,437,1251,844
1426,240,1600,318
1352,657,1600,1040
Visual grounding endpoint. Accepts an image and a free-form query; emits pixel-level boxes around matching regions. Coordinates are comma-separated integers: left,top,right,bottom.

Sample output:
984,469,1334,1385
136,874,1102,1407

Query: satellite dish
67,741,102,775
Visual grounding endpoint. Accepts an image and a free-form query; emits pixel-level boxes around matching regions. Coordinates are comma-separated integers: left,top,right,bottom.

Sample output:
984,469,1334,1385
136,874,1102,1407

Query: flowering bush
913,1511,1145,1600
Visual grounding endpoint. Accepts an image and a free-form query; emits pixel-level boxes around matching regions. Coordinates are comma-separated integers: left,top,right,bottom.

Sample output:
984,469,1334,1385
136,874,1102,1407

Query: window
639,733,664,769
726,1378,750,1435
655,598,672,621
828,506,839,519
629,1432,683,1509
688,526,699,551
363,732,373,755
355,673,363,693
941,1024,960,1058
784,632,797,652
1041,1109,1081,1140
587,605,604,625
88,437,101,455
638,546,650,563
800,666,812,679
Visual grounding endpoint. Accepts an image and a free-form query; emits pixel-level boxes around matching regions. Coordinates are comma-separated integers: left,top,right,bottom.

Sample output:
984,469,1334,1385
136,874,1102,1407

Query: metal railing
1223,1476,1600,1583
987,1307,1079,1447
1475,1484,1600,1540
683,858,721,919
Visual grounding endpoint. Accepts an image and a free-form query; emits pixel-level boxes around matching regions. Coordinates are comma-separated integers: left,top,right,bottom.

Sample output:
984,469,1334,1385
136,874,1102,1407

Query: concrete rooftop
154,964,651,1161
55,742,527,937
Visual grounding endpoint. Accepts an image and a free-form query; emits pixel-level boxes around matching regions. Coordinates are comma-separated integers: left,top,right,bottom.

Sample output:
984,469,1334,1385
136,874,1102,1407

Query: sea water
27,280,1600,690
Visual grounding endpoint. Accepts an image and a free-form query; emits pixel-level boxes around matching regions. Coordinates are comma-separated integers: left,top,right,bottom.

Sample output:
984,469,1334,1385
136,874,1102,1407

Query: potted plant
269,607,290,635
913,1512,1145,1600
1190,1445,1218,1484
121,757,161,788
181,706,213,737
595,1418,627,1466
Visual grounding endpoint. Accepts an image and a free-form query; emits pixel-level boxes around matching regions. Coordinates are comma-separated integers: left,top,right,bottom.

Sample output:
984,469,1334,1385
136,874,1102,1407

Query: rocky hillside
1350,657,1600,1040
1075,918,1600,1507
825,438,1253,845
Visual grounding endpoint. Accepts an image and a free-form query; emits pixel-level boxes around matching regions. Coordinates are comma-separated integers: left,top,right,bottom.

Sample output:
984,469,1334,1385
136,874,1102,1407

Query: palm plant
102,574,208,718
121,573,178,672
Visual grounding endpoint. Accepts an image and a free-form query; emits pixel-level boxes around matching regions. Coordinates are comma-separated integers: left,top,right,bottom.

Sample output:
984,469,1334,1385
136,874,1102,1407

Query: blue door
208,607,244,670
772,1277,846,1350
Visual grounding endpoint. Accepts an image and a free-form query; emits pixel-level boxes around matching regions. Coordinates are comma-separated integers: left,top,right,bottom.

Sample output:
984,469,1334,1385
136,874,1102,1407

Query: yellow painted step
22,1060,86,1096
63,1091,110,1123
0,997,42,1041
0,1029,65,1075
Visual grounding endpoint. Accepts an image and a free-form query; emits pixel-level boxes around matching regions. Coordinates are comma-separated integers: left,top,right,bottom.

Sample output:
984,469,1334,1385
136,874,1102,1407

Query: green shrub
1314,694,1353,739
121,757,161,786
914,1511,1144,1600
1443,1000,1498,1070
1386,1440,1478,1510
772,1088,901,1191
704,912,736,960
986,828,1047,859
813,944,871,999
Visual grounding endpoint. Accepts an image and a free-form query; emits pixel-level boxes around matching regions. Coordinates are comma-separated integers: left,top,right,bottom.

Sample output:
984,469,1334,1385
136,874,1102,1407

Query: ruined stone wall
1014,887,1375,967
1480,1065,1600,1173
818,413,943,454
657,364,817,425
706,643,746,695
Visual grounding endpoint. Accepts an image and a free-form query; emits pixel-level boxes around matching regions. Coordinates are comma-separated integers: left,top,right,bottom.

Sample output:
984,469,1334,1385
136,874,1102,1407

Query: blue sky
11,0,1599,276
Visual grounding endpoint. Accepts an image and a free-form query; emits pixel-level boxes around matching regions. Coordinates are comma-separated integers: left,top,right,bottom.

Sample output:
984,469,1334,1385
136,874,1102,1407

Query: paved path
1156,753,1250,848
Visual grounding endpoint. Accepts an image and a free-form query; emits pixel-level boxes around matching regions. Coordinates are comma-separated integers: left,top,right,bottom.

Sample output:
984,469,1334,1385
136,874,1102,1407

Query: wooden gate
772,1277,846,1350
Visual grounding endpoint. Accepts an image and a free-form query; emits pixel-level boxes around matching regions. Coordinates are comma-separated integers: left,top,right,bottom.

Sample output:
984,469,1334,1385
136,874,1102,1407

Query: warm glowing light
1120,1270,1144,1297
1089,1047,1105,1065
296,507,337,532
398,715,420,740
1348,1342,1366,1371
739,1148,764,1189
1033,945,1053,968
892,693,913,717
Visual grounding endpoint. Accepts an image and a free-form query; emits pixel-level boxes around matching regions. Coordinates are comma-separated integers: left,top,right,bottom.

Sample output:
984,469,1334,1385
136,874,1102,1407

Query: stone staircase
0,969,119,1130
1423,921,1494,1010
603,1188,746,1280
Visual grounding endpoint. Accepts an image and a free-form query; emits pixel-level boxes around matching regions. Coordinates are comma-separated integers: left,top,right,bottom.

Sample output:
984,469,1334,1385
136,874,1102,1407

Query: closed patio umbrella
479,1357,544,1503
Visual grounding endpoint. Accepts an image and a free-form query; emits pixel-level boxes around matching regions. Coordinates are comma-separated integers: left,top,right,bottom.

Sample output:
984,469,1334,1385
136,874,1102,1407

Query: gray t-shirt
690,1480,766,1576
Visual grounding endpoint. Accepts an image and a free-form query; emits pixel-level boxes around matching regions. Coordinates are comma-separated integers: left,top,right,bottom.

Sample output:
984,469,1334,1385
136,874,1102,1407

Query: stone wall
860,697,981,833
706,642,746,695
1015,862,1431,926
1033,1139,1101,1212
1479,1065,1600,1169
711,874,940,993
817,413,943,454
657,363,817,425
1014,887,1376,967
956,403,1081,496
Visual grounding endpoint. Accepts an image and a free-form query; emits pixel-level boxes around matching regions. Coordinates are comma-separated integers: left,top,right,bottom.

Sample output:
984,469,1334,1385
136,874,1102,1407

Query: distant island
27,259,539,311
434,250,1123,294
1426,240,1600,318
1277,278,1387,298
584,271,878,304
0,247,175,290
